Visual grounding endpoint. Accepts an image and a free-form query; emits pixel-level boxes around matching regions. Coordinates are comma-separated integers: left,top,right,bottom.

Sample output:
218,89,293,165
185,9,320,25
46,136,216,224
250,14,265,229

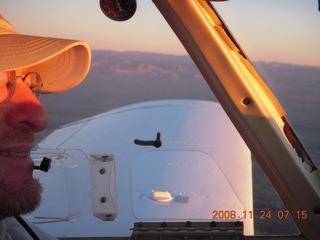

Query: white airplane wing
27,99,253,238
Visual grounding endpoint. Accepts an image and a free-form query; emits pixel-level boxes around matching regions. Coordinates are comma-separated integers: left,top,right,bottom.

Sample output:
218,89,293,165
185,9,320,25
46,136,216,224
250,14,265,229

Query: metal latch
130,221,246,239
90,154,117,221
134,132,162,148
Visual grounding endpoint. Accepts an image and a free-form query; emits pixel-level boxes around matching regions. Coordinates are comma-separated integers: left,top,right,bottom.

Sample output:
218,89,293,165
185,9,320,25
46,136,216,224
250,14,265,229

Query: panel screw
242,97,252,106
100,196,107,203
100,168,106,174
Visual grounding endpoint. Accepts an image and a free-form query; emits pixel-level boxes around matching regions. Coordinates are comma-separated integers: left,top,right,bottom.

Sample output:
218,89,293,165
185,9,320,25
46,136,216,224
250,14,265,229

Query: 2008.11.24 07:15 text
212,210,308,220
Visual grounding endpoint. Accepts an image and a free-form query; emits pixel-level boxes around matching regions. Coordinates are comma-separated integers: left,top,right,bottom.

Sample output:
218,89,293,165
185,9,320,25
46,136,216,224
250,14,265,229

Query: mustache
0,129,35,147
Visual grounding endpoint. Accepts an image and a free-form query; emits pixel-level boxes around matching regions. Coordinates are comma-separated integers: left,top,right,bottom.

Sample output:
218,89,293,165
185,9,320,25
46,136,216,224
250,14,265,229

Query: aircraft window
211,0,320,236
2,0,319,238
210,1,320,167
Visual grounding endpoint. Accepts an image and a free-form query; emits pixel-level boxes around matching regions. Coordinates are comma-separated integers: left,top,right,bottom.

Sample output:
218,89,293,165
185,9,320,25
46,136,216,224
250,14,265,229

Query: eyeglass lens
0,71,42,103
0,71,16,103
22,72,42,99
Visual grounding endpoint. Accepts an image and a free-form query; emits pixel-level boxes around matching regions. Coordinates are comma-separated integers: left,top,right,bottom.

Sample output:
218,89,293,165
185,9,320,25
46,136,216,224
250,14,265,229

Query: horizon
37,50,320,167
1,0,320,66
90,49,320,68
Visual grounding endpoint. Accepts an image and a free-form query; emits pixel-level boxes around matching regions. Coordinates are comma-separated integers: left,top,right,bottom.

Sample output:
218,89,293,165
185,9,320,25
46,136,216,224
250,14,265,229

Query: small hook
134,132,162,148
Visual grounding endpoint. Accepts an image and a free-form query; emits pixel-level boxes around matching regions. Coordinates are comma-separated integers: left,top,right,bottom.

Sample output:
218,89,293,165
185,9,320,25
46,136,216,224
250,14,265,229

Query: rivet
210,221,216,227
100,196,107,203
235,221,241,227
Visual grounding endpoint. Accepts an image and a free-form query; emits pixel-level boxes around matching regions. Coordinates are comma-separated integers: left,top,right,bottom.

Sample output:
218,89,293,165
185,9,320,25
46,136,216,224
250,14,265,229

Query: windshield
211,0,320,165
2,0,319,238
211,0,320,236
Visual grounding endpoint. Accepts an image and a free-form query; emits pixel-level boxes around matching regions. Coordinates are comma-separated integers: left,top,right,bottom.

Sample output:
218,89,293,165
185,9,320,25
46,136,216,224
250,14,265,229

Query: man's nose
6,82,49,132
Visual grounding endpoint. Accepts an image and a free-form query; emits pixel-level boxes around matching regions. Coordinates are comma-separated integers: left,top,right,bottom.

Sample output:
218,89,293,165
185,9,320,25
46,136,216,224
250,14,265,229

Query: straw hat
0,15,91,93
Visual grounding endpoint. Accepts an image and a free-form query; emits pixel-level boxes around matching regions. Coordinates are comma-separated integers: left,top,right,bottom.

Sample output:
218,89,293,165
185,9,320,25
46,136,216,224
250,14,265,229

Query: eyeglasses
0,71,42,103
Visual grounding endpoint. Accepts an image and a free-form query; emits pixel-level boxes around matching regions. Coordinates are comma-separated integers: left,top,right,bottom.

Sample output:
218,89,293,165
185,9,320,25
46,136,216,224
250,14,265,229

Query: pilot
0,15,91,239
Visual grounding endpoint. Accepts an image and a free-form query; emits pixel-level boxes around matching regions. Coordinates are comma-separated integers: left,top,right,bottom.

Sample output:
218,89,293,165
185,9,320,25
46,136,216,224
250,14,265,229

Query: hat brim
0,34,91,93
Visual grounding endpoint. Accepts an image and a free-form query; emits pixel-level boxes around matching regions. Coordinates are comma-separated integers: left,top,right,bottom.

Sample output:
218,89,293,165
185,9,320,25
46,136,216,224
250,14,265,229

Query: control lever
33,157,52,172
134,132,162,148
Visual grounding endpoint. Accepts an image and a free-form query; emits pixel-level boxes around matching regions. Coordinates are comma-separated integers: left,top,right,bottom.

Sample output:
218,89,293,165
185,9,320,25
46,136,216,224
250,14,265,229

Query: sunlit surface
212,1,320,66
151,191,173,203
211,1,320,167
211,1,320,236
2,0,318,238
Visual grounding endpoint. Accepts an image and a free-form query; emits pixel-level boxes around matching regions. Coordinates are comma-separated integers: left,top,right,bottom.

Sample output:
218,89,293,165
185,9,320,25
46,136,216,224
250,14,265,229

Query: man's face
0,69,48,219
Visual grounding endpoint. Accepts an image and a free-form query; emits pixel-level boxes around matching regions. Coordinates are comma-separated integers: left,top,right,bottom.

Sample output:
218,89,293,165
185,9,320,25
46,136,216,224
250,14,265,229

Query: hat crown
0,15,17,35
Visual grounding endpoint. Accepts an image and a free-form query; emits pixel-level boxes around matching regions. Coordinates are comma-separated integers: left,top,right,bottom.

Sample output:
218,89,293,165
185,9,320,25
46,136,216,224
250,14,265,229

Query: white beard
0,177,42,219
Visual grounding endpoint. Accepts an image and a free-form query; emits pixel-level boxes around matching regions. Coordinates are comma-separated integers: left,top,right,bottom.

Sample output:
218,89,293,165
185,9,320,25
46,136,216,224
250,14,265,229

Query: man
0,15,91,239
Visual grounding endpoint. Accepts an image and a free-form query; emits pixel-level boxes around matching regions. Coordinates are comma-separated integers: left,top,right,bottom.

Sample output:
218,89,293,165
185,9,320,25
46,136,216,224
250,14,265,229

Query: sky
1,0,320,66
1,0,186,55
212,0,320,66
